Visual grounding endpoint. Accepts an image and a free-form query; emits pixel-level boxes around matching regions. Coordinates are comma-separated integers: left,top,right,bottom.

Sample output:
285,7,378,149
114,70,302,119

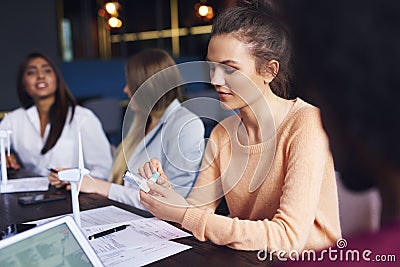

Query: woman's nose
123,84,129,95
37,70,45,79
210,67,225,87
123,84,133,98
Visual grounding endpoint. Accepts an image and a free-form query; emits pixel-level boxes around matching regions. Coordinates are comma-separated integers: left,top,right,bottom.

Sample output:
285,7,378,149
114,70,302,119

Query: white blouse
0,105,113,179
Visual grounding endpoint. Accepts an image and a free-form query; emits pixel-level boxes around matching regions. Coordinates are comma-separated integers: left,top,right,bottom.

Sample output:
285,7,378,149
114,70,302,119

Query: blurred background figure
0,51,112,179
50,49,205,210
273,0,400,265
281,0,400,228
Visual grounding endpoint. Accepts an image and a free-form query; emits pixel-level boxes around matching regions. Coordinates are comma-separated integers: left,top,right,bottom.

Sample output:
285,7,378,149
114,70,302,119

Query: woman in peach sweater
138,0,341,253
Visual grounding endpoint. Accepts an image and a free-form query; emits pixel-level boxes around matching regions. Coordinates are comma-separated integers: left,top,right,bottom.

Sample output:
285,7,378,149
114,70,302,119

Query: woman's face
23,57,57,101
123,83,141,112
123,84,133,99
207,34,268,110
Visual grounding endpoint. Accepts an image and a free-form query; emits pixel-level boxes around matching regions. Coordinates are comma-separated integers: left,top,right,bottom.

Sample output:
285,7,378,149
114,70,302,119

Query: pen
48,168,58,174
88,224,130,240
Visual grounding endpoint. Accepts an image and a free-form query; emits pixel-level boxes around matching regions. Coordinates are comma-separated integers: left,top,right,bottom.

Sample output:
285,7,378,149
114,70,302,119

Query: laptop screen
0,222,94,267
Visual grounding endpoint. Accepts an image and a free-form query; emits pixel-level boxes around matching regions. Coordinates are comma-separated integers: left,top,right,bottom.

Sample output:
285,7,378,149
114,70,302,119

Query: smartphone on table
18,193,66,205
0,223,37,240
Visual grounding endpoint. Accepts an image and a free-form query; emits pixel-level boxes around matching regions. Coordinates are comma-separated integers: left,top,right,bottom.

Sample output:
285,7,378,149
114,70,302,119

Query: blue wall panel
60,59,127,101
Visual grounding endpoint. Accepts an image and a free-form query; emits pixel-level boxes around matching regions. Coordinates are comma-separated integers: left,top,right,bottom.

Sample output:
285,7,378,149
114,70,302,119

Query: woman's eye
44,68,53,74
224,66,236,74
25,70,36,76
208,63,236,75
208,64,215,72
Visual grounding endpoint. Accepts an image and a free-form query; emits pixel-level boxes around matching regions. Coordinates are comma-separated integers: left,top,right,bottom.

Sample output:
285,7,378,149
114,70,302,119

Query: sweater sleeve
182,108,332,252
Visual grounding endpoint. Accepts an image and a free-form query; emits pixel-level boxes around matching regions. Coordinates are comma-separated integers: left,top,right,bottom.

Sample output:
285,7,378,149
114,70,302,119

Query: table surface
0,177,271,266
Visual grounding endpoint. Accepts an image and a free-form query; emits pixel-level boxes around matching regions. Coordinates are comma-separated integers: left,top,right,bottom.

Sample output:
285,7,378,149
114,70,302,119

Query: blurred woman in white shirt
0,51,112,179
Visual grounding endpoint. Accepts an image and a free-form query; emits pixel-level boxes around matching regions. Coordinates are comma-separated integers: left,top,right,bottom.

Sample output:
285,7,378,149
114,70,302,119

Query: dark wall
0,0,59,111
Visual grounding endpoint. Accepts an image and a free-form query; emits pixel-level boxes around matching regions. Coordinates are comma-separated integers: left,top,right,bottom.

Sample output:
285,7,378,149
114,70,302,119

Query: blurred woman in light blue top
50,49,205,209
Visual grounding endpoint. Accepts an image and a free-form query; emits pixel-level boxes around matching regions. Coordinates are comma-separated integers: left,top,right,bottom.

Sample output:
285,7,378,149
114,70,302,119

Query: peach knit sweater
182,98,341,252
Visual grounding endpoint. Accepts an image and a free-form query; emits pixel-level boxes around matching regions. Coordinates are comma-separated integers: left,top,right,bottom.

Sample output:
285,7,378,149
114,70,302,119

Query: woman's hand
6,153,21,170
138,158,189,224
48,168,110,196
78,176,111,197
140,181,189,224
48,168,69,189
138,158,168,183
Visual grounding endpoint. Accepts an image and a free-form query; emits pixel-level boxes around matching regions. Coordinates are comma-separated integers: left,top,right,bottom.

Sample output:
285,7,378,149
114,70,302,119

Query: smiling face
207,34,274,110
23,57,57,102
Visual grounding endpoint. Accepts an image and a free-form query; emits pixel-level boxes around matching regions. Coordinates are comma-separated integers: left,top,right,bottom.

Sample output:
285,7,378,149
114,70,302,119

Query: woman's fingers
48,168,69,188
6,154,21,170
138,159,168,184
149,158,167,181
137,166,145,178
157,176,171,189
138,159,165,179
139,186,188,224
147,180,170,197
142,162,153,179
48,173,61,186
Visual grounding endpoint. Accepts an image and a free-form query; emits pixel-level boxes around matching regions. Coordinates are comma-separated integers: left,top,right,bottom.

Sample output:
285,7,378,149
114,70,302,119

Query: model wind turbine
0,114,12,185
58,132,90,227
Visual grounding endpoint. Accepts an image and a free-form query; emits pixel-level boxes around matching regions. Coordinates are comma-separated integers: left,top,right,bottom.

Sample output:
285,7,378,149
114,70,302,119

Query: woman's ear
263,60,279,84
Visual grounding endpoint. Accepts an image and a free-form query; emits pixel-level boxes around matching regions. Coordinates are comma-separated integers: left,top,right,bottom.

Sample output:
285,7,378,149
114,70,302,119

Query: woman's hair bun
236,0,279,17
237,0,275,11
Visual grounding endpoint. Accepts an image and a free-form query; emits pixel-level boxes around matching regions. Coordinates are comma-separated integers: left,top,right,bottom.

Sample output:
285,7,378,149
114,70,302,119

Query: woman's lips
217,91,232,99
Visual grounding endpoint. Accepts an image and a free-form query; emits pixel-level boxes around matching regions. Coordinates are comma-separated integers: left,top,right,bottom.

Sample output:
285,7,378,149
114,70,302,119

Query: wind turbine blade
7,133,10,157
78,131,84,170
77,178,83,196
87,174,96,182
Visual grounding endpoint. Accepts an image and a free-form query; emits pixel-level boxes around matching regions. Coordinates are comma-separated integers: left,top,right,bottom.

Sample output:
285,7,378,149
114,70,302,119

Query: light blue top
108,99,205,209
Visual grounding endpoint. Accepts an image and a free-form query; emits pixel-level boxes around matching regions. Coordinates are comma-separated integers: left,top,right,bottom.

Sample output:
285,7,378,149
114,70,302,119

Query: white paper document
78,205,144,227
0,177,49,193
83,217,191,246
83,217,192,266
98,240,191,267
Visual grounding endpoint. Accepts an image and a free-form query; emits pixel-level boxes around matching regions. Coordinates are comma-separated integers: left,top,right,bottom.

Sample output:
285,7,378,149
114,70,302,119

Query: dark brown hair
16,51,77,154
111,48,182,184
211,0,292,98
